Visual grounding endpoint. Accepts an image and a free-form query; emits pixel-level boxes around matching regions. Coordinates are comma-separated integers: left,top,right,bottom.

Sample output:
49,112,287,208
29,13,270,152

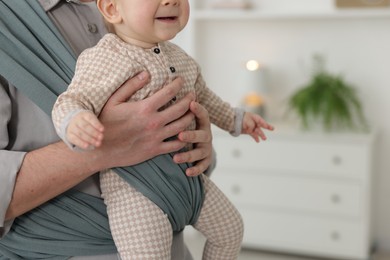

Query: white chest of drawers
211,128,376,260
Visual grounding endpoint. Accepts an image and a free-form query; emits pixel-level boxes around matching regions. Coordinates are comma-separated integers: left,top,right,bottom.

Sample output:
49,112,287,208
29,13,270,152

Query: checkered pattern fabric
100,170,172,259
101,170,243,260
52,33,235,135
53,33,242,259
194,174,244,260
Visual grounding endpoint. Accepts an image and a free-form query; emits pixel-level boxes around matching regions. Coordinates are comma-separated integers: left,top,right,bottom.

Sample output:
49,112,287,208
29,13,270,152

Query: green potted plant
288,54,368,132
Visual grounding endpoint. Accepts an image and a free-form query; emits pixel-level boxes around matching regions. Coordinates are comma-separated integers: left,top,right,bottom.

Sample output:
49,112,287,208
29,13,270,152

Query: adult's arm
4,72,213,221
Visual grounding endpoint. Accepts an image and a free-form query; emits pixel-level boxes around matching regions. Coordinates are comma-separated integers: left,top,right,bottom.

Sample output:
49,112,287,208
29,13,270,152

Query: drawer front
239,208,369,259
212,171,362,218
213,136,369,179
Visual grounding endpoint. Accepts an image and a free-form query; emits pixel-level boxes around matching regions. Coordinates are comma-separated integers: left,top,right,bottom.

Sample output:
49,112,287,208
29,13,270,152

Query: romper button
154,48,160,54
170,66,176,73
87,23,98,33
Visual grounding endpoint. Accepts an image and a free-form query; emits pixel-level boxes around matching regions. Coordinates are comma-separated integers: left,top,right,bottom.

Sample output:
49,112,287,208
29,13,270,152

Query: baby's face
115,0,190,47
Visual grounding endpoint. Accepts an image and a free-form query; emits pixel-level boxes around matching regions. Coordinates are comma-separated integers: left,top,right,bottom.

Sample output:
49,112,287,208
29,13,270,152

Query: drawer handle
231,185,241,195
232,149,241,158
330,194,341,204
330,231,341,241
332,155,342,165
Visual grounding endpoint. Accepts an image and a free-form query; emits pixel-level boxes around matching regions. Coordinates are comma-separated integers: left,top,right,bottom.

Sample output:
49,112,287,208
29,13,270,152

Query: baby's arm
52,39,137,149
67,111,104,149
191,58,274,141
242,112,274,143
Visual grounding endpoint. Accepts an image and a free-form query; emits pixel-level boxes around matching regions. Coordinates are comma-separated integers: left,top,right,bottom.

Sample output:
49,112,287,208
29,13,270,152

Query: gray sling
0,0,204,258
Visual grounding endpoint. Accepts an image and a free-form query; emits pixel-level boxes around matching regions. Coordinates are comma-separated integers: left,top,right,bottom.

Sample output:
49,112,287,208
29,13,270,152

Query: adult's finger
146,77,185,111
107,71,149,105
158,92,195,127
178,101,211,143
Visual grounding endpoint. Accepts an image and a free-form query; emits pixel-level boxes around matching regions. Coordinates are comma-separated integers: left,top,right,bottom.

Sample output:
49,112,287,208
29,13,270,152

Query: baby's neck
115,32,159,49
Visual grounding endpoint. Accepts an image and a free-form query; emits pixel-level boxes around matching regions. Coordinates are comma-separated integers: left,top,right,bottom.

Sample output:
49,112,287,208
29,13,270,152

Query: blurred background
173,0,390,259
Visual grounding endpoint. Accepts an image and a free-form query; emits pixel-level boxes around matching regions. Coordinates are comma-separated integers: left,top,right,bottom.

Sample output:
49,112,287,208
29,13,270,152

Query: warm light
243,92,264,107
246,60,260,71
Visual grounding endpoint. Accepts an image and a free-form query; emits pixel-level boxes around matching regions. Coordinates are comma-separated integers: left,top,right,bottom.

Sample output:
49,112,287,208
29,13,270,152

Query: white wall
174,0,390,253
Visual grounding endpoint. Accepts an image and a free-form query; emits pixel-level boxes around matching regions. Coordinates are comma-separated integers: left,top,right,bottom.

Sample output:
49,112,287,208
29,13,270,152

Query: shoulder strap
0,2,204,257
0,0,75,115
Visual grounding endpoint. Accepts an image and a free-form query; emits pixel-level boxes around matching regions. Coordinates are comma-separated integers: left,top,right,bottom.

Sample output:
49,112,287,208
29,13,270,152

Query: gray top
0,0,192,259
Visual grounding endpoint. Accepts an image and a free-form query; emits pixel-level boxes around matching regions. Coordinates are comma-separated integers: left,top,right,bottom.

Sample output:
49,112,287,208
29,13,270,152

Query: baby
52,0,274,259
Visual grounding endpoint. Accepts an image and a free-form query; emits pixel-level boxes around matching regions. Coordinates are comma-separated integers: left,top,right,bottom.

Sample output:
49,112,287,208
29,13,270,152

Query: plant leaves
287,55,368,132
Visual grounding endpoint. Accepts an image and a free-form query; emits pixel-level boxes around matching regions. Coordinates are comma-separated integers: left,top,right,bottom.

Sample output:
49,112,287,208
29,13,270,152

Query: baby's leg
193,175,244,260
100,170,172,260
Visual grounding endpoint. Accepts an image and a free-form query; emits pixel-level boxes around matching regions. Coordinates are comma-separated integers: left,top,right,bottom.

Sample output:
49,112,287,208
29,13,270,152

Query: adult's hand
174,101,213,177
5,72,195,220
97,71,197,169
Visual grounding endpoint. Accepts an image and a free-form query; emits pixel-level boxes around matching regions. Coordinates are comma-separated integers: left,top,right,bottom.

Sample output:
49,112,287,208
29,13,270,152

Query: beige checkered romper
52,34,244,260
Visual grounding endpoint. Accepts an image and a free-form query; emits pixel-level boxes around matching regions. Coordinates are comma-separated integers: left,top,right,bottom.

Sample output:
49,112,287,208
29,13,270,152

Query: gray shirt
0,0,192,259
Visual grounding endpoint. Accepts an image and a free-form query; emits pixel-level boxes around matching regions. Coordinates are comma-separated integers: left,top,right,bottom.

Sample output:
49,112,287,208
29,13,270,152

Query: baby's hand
242,112,274,142
67,111,104,149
